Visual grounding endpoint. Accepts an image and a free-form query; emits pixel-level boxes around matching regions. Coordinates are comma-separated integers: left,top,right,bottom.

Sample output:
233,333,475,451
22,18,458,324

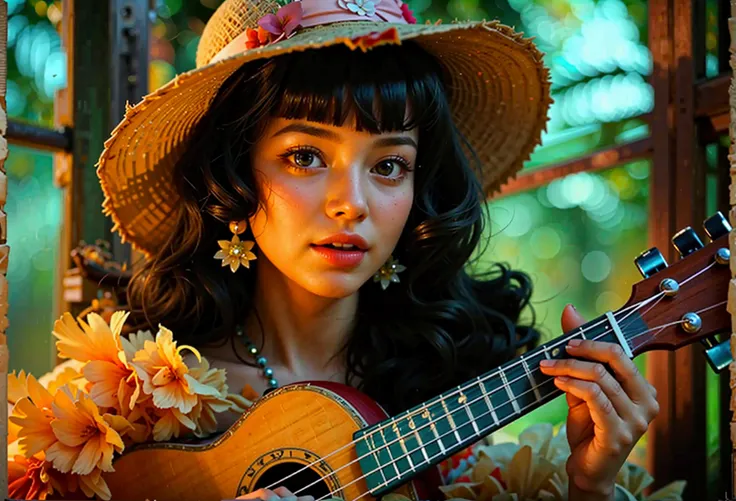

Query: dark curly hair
125,41,540,415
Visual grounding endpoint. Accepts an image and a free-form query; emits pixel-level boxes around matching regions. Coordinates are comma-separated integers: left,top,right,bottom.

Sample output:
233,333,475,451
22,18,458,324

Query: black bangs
262,42,446,134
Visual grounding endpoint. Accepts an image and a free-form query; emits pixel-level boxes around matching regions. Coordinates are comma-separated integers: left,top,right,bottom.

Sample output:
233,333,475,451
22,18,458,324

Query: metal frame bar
6,120,72,153
497,138,653,197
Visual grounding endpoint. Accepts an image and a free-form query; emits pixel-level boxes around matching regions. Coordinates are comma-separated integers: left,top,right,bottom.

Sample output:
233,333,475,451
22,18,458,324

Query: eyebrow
271,123,418,149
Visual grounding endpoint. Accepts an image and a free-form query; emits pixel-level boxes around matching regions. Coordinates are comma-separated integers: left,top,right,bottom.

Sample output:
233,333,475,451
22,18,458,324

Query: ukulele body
105,382,437,501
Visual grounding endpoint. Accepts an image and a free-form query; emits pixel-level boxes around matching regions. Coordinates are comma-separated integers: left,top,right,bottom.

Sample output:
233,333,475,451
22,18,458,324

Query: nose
324,165,369,223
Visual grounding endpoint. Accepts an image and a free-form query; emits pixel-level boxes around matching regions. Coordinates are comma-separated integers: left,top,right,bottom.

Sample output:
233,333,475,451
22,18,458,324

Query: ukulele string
289,296,661,498
332,301,722,501
626,300,726,345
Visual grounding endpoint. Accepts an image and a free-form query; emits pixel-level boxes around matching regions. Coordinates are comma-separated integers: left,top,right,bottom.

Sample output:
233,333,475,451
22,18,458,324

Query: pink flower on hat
400,2,416,23
258,2,304,43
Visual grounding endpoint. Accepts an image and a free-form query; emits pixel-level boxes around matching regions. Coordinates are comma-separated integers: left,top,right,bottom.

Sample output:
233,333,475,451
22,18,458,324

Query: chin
303,275,367,299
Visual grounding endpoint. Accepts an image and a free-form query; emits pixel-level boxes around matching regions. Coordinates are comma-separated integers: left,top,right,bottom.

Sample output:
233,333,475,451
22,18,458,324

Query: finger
237,489,278,500
539,358,638,421
553,377,624,435
561,304,586,333
273,487,295,498
564,339,653,409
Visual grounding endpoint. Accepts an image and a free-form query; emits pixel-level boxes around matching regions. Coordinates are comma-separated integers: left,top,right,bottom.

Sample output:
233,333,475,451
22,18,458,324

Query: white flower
337,0,378,16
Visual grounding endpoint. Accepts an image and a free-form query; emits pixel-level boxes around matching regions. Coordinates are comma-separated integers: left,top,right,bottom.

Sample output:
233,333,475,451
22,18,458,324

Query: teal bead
256,356,267,367
268,378,278,388
263,367,273,377
248,346,258,355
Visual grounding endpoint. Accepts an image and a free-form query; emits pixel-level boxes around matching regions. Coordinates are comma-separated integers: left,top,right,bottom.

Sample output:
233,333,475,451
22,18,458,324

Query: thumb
561,303,586,333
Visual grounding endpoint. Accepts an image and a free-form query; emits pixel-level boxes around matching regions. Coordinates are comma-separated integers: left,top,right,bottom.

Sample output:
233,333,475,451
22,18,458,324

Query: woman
94,0,660,499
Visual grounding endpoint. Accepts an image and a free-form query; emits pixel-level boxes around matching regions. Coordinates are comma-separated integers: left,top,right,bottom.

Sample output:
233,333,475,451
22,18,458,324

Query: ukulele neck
354,310,647,496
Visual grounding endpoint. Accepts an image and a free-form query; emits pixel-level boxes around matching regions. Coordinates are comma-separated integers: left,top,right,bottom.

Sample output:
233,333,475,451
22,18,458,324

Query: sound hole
252,462,332,499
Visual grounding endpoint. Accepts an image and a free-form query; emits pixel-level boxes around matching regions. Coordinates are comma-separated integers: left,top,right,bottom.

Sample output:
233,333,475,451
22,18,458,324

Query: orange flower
53,311,141,412
9,375,57,458
245,26,273,49
53,311,128,364
152,407,196,442
130,326,220,414
77,467,112,500
186,358,234,437
46,389,131,475
8,455,54,500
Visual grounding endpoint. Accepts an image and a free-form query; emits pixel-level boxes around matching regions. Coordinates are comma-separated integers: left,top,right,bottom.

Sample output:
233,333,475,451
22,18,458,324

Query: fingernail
568,339,582,347
570,304,578,312
556,376,569,383
539,360,554,367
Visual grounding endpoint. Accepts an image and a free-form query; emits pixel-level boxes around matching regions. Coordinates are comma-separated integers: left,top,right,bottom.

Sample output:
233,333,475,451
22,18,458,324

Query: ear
561,303,586,332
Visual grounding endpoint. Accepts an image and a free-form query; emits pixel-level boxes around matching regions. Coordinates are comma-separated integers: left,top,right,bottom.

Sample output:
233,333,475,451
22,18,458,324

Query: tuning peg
703,211,732,241
701,337,732,373
672,227,704,257
634,247,668,278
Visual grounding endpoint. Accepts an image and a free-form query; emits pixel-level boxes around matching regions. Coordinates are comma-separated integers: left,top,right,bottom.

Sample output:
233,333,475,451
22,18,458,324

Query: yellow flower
9,375,57,458
186,358,234,437
214,234,257,272
77,467,112,500
39,362,88,396
46,389,131,475
52,310,142,412
53,311,128,364
152,407,196,442
130,326,220,414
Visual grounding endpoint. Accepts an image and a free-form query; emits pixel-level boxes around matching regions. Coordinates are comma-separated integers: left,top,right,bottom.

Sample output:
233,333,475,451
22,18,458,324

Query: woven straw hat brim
97,19,552,258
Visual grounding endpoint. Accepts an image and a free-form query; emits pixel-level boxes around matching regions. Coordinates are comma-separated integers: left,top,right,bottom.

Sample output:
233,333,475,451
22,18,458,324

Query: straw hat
96,0,552,258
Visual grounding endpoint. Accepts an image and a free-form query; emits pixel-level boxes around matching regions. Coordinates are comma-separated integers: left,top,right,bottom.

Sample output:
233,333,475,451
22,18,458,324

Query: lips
310,233,369,268
312,233,369,250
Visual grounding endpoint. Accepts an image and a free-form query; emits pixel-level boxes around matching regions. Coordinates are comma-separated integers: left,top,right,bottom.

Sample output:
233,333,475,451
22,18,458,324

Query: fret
439,394,462,443
391,418,415,472
605,311,633,358
579,326,587,340
477,376,500,426
423,403,447,454
411,419,430,464
520,356,542,401
498,368,520,414
367,430,389,486
542,345,551,359
458,388,481,436
379,427,401,479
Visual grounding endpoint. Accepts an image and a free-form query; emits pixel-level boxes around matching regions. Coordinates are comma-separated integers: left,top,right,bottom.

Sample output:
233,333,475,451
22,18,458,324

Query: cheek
374,189,414,242
249,175,318,244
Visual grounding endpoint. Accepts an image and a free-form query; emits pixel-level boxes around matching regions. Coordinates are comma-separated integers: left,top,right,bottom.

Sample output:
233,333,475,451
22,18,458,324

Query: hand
538,304,660,500
236,486,315,501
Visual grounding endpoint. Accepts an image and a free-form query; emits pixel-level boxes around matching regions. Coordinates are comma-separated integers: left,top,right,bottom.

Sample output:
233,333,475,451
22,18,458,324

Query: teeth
331,243,356,249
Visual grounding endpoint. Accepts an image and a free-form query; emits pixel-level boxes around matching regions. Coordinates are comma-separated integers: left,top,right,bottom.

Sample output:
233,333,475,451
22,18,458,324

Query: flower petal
46,442,80,474
258,13,283,34
72,437,103,475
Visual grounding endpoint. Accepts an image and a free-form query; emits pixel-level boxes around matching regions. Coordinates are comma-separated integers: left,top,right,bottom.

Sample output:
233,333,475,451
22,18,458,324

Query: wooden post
0,1,10,499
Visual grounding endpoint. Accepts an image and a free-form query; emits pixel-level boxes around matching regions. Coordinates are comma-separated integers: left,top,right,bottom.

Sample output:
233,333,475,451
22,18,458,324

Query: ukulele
103,212,734,501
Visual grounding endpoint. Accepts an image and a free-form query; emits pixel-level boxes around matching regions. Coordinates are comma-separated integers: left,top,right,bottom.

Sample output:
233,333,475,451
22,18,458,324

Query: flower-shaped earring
214,220,257,273
373,255,406,290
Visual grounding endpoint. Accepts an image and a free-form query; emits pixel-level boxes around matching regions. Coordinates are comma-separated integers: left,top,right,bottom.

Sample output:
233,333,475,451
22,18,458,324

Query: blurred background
3,0,731,498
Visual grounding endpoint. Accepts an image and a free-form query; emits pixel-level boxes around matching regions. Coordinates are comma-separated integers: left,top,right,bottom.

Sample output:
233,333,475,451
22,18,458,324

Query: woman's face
249,116,417,298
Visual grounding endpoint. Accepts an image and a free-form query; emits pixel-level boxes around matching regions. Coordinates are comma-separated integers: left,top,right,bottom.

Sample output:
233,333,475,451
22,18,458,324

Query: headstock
621,212,732,370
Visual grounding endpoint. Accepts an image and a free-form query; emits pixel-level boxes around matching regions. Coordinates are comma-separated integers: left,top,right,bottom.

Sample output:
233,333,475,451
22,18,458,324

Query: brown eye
373,160,400,177
294,151,315,167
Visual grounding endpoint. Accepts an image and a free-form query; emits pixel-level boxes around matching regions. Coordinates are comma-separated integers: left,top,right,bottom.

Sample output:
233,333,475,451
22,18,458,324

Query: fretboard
354,310,646,495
